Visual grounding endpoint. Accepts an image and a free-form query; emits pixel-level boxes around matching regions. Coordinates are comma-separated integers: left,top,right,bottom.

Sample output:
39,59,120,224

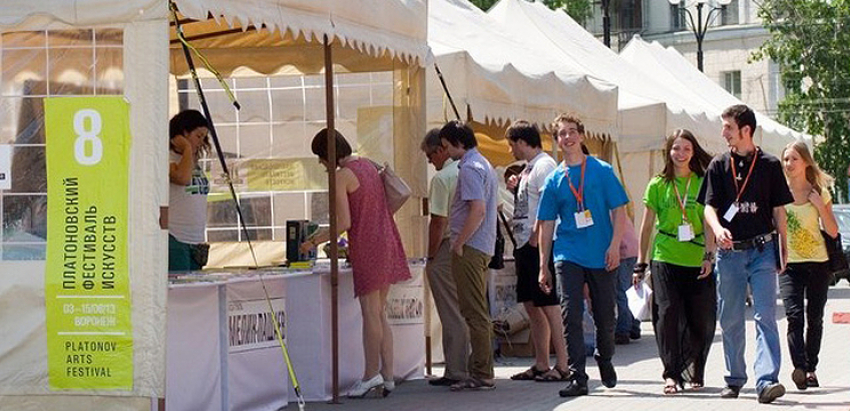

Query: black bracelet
633,262,648,274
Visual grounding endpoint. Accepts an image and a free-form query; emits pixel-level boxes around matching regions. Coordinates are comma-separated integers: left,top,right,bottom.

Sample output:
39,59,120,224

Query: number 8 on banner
74,109,103,166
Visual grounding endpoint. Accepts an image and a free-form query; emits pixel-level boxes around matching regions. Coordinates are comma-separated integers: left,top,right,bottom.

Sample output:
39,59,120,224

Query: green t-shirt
643,174,706,267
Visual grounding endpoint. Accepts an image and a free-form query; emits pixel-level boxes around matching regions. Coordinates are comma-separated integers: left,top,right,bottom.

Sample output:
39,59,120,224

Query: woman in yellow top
780,141,838,391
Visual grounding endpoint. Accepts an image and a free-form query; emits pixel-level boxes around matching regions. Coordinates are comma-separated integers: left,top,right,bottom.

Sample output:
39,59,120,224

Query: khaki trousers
451,245,494,380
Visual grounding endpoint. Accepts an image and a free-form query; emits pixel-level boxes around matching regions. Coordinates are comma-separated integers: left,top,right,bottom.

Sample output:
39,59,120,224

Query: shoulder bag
369,159,411,214
822,230,848,273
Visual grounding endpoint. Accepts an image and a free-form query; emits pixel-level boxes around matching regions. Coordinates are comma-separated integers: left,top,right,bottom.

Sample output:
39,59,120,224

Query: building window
0,28,124,261
670,4,685,30
724,70,742,99
720,0,739,26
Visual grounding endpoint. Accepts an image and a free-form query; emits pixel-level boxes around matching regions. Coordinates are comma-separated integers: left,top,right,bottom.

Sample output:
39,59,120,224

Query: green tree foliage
469,0,592,24
754,0,850,201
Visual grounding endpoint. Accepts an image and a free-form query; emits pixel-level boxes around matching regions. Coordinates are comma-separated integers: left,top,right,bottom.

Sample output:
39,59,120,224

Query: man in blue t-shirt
538,114,629,397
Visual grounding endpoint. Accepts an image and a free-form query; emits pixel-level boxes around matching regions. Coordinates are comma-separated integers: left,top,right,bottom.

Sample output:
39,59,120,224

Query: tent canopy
487,0,725,154
620,35,809,156
2,0,428,69
428,0,618,137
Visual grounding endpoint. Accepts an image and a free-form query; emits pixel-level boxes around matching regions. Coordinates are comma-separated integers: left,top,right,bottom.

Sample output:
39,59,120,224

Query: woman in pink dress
301,128,411,398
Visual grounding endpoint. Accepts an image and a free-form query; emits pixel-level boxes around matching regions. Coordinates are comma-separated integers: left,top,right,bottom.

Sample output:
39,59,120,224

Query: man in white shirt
506,120,568,382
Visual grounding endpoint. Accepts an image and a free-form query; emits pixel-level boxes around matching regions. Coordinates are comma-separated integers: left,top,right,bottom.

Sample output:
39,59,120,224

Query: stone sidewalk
297,282,850,411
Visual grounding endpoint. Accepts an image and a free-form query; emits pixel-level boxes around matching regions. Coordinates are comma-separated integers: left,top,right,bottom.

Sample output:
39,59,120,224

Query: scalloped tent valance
0,0,428,71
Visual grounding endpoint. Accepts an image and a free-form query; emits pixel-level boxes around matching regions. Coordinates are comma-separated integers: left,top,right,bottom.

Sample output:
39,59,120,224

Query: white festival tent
620,35,810,155
488,0,724,154
487,0,723,219
428,0,619,140
0,1,427,410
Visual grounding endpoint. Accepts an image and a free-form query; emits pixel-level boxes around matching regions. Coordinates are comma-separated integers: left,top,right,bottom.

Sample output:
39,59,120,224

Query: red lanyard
672,175,692,223
566,157,587,210
730,149,758,203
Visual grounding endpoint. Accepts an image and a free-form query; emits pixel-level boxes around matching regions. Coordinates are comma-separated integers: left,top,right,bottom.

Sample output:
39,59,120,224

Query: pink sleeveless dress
343,157,411,297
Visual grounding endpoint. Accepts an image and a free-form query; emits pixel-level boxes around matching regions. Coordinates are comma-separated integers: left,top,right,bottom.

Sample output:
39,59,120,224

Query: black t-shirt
697,148,793,241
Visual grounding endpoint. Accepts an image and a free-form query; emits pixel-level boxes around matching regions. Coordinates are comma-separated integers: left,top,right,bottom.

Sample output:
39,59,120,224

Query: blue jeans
715,239,781,393
616,257,640,336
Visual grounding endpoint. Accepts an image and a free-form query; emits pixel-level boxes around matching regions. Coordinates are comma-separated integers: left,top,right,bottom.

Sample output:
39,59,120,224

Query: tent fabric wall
428,0,619,137
0,17,168,407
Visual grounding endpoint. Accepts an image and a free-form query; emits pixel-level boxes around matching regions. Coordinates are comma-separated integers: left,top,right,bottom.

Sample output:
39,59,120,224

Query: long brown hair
783,140,833,194
660,129,713,182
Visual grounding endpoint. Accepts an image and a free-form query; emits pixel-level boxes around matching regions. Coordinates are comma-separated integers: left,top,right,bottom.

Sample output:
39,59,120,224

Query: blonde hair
783,140,833,194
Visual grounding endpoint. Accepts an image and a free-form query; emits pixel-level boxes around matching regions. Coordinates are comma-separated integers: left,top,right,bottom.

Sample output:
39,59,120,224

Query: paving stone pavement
296,282,850,411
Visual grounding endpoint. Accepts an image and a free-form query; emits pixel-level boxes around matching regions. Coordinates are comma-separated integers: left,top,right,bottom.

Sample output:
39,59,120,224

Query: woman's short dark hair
169,109,211,155
169,109,209,140
506,120,542,149
439,120,477,150
311,128,353,166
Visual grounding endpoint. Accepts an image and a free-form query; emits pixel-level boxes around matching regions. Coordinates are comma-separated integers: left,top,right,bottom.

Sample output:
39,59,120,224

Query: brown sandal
535,367,570,382
510,366,547,381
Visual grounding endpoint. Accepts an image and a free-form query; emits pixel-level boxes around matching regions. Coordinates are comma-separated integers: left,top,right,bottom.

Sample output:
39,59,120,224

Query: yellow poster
44,97,133,390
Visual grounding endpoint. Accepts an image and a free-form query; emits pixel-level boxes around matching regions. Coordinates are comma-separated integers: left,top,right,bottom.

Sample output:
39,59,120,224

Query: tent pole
323,34,341,404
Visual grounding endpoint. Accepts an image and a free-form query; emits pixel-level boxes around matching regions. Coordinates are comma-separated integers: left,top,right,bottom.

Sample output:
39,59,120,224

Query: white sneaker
347,374,384,398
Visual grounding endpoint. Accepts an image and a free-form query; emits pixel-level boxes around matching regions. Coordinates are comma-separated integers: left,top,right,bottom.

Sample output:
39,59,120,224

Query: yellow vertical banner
44,97,133,390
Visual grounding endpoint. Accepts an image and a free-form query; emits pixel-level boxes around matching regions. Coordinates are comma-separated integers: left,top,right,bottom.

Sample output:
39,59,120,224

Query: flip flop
535,367,570,382
510,366,547,381
664,379,679,395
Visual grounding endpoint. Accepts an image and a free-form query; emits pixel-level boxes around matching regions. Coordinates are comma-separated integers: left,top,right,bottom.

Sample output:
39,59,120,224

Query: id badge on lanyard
725,151,758,223
673,176,694,241
568,159,593,229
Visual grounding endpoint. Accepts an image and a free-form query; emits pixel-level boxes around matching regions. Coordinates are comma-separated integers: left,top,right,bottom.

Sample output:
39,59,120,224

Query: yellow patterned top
785,189,831,263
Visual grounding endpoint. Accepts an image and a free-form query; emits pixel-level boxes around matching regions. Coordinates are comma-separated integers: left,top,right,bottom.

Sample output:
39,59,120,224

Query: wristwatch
703,250,715,263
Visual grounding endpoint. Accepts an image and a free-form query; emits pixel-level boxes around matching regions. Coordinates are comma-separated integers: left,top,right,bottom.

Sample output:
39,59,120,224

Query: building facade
585,0,784,118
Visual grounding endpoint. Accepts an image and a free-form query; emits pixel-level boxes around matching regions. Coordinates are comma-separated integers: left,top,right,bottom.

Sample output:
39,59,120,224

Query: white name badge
678,224,695,242
574,209,594,229
723,203,739,222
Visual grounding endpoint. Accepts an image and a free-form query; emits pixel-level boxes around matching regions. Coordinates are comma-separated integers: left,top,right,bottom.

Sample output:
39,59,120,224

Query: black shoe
428,376,459,386
597,358,617,388
758,382,785,404
558,380,588,397
629,330,641,340
720,385,741,398
791,368,807,390
614,334,630,345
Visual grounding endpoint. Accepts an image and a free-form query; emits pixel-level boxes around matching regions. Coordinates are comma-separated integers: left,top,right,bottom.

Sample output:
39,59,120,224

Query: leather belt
731,232,775,251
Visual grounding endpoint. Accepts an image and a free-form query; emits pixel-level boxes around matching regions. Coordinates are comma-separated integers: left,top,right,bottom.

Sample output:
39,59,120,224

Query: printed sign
386,284,424,325
43,97,133,390
227,298,286,353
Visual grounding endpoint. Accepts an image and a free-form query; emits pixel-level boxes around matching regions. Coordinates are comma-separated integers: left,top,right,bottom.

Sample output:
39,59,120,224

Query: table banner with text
44,96,133,390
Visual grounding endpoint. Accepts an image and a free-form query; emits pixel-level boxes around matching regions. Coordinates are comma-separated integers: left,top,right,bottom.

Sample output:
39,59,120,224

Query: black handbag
489,221,505,270
821,230,848,273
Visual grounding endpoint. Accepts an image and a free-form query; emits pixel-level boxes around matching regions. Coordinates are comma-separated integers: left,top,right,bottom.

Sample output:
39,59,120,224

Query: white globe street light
668,0,733,71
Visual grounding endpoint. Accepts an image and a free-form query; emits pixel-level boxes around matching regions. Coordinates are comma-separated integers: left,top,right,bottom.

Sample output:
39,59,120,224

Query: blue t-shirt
537,156,629,269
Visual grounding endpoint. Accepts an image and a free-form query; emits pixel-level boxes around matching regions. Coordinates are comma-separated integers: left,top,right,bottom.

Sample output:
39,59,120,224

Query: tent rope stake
169,2,305,409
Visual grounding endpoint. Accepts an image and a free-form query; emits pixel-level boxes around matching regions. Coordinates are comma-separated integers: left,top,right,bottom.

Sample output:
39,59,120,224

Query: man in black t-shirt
697,104,793,404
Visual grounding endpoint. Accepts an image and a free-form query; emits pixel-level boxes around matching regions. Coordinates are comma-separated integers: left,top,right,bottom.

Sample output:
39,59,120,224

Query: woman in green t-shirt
780,141,838,391
634,129,716,394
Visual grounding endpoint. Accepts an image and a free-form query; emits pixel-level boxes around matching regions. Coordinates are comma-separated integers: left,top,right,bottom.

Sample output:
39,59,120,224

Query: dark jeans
779,261,831,372
168,234,202,272
650,261,716,385
555,261,616,384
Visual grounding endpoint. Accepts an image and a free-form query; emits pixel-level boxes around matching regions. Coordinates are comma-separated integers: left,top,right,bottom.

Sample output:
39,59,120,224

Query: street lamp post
668,0,732,72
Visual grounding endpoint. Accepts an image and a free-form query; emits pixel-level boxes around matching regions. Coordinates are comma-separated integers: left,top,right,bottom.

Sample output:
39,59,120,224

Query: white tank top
168,151,209,244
